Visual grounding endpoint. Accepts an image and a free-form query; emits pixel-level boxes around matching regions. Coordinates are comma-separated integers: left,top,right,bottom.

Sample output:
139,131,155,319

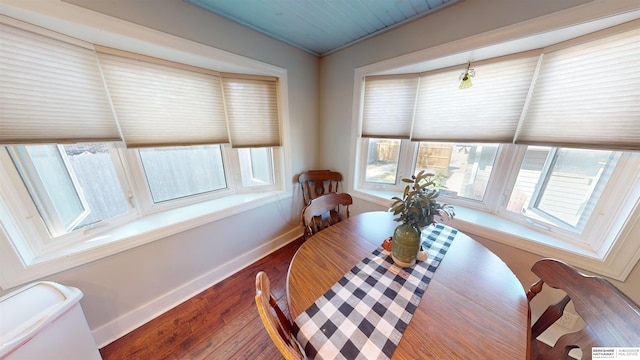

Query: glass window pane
507,147,620,231
238,147,274,187
12,145,88,233
507,147,548,215
415,143,498,201
365,138,401,184
139,145,226,203
9,143,129,236
250,148,273,184
64,144,130,229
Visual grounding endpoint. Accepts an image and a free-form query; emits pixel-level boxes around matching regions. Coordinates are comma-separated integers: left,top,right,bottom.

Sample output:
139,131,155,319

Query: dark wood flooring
99,238,304,360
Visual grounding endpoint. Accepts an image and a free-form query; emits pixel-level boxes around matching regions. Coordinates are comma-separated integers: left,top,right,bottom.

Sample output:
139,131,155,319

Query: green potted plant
389,170,455,267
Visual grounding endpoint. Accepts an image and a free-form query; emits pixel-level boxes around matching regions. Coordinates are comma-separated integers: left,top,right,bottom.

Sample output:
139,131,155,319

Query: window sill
352,188,639,281
1,191,289,289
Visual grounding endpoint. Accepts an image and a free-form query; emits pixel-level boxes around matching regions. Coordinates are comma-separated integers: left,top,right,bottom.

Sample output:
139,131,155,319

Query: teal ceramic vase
391,223,421,267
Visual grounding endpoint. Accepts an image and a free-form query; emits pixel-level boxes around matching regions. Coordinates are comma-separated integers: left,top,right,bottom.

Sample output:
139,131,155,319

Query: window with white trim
0,16,285,270
359,139,639,248
506,147,620,233
7,143,130,236
138,145,227,204
356,20,640,264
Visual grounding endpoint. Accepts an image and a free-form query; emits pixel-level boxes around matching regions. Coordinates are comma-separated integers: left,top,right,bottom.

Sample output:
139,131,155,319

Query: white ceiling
186,0,460,56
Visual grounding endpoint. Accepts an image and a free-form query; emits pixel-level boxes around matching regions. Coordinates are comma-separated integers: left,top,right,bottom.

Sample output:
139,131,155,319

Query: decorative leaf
388,171,454,227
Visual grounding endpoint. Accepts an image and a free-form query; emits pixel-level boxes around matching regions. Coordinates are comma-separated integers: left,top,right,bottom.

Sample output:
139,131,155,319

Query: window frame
124,145,234,215
353,138,640,280
501,148,638,247
8,145,91,236
234,147,283,191
0,141,288,287
0,145,139,257
358,139,501,212
521,148,621,233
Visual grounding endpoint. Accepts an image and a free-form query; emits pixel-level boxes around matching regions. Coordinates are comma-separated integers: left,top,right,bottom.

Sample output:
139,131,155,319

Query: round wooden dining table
287,211,529,359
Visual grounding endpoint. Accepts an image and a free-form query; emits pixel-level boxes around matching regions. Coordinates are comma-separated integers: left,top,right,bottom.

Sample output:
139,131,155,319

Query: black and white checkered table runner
293,224,457,360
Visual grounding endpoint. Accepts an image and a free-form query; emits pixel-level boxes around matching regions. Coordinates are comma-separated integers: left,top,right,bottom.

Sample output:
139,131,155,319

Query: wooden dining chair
298,170,342,206
526,258,640,360
255,271,305,360
301,192,352,239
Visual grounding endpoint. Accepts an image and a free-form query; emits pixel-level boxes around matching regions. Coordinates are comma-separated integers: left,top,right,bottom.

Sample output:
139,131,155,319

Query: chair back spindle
298,170,342,206
301,192,352,239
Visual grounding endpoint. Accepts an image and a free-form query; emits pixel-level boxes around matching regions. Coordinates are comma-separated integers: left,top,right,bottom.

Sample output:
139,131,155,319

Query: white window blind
0,18,120,144
97,48,229,148
361,74,419,139
221,74,281,148
412,52,540,143
361,22,640,151
516,22,640,151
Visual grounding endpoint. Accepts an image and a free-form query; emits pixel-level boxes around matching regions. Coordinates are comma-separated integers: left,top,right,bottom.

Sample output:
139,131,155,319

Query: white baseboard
91,227,303,348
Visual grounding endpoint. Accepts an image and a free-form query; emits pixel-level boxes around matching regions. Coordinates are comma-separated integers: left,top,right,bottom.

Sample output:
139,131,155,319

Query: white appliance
0,281,102,360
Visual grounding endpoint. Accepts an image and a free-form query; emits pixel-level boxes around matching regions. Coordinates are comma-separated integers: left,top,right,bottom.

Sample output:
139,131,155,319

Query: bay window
359,138,638,248
0,15,287,285
355,20,640,276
